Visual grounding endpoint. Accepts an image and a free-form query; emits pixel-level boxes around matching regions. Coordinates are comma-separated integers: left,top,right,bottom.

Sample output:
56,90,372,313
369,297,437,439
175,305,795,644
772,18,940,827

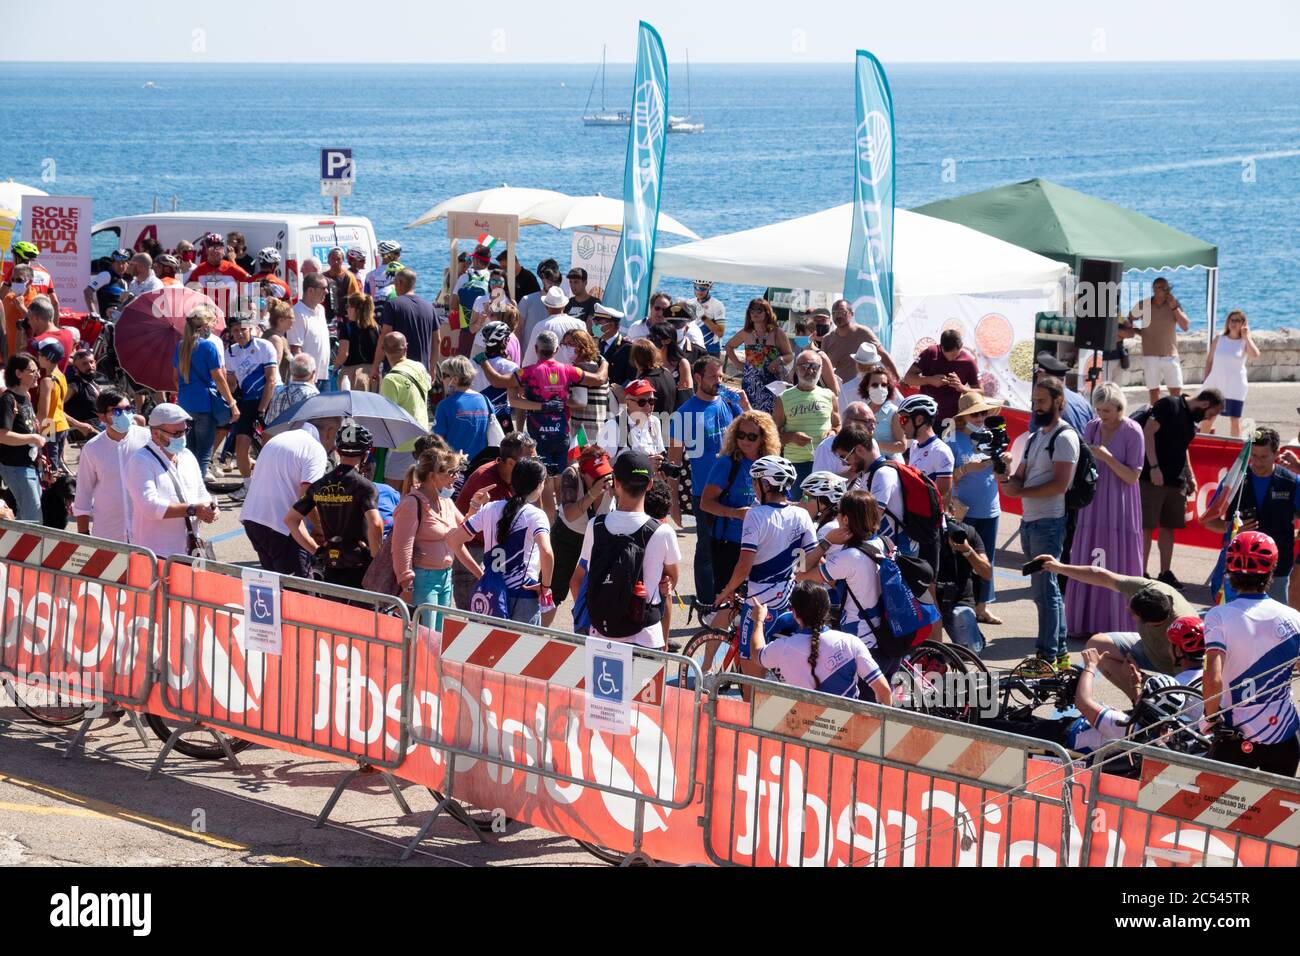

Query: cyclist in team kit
712,455,819,669
1203,531,1300,775
364,240,405,307
797,488,887,651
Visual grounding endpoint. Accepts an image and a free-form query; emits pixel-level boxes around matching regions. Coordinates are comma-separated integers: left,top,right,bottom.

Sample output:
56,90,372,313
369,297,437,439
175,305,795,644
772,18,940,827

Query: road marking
0,772,319,865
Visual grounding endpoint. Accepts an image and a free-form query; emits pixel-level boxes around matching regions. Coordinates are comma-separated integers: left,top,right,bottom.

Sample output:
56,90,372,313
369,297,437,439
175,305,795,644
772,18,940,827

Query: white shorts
1142,355,1183,390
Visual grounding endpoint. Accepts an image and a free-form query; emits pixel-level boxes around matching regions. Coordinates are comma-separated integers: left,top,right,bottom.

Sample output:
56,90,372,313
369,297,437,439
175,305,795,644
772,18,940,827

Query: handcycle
679,597,976,721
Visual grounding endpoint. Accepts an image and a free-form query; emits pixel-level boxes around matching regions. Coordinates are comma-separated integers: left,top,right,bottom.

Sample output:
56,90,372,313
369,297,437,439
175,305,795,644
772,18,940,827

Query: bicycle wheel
945,643,989,676
896,641,975,722
1130,685,1208,757
2,676,91,727
680,628,740,694
143,713,254,760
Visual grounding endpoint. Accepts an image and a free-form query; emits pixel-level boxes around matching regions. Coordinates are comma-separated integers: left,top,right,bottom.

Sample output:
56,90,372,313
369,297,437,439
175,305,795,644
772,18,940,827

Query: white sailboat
668,51,703,134
582,45,630,128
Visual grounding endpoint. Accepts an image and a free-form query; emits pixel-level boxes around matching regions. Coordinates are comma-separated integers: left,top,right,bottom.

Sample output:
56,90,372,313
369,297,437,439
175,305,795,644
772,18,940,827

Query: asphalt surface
0,380,1294,867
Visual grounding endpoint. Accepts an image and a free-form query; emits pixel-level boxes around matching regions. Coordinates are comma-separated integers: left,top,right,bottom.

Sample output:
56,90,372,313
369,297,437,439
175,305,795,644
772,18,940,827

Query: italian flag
477,232,498,250
568,425,589,463
1206,434,1254,605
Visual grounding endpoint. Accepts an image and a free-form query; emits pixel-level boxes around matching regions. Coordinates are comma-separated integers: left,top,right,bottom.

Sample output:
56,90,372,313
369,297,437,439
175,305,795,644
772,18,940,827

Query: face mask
439,486,455,499
868,385,889,405
963,422,978,433
111,409,133,433
792,336,811,350
557,346,576,364
166,435,187,455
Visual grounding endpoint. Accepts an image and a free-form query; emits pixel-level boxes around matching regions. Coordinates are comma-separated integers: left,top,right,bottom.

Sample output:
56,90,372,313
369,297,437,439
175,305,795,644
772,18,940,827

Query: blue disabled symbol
593,657,623,702
249,585,275,624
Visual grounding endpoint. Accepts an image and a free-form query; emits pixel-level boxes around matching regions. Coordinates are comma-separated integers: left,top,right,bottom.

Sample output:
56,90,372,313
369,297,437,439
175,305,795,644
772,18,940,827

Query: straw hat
954,391,1002,419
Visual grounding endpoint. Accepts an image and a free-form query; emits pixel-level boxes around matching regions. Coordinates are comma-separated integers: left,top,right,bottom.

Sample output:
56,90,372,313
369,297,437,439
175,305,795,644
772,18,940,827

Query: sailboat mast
686,49,692,116
601,44,606,111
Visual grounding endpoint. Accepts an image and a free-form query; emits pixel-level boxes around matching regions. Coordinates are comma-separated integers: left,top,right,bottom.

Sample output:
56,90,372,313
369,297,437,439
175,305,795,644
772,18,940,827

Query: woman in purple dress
1066,382,1144,638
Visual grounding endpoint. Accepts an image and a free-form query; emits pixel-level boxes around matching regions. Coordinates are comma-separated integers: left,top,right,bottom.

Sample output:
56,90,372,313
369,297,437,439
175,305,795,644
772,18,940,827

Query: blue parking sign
248,585,275,626
592,655,624,702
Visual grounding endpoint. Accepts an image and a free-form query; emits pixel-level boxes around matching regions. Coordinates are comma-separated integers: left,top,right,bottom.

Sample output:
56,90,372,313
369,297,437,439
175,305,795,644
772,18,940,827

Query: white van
90,211,380,291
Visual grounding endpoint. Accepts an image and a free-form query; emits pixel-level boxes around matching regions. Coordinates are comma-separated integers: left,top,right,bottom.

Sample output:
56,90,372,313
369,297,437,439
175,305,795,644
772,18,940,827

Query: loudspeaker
1073,257,1123,352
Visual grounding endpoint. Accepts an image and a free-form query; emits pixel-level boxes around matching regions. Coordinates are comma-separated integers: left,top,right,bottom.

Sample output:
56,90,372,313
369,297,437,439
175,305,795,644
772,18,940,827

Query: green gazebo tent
914,178,1220,330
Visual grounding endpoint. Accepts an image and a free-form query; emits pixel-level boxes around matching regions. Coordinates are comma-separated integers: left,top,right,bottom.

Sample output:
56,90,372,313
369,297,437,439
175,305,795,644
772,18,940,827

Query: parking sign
241,567,282,655
320,148,354,197
584,639,634,734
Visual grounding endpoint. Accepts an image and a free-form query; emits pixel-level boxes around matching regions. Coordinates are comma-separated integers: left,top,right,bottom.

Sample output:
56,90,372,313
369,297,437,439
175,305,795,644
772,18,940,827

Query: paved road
0,381,1291,866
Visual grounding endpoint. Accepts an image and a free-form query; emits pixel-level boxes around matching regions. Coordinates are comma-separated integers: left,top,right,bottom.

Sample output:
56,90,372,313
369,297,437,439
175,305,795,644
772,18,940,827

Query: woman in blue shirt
173,305,239,478
946,392,1003,625
700,411,781,592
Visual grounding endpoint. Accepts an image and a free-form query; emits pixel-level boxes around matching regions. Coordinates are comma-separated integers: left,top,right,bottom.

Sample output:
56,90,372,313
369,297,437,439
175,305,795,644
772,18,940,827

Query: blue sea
3,61,1298,332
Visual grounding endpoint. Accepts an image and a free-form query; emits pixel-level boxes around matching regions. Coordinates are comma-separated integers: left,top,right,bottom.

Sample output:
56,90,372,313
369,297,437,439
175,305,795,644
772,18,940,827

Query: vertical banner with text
843,50,895,349
21,196,92,302
602,21,668,326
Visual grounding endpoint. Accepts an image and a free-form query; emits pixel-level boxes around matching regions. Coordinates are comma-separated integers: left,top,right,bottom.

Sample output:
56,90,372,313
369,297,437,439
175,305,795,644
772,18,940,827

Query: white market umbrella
523,194,700,240
407,185,569,228
651,203,1068,299
0,180,47,218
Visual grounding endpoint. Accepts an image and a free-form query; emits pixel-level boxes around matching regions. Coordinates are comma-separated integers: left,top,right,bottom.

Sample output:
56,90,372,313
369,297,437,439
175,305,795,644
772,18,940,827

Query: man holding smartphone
934,513,992,653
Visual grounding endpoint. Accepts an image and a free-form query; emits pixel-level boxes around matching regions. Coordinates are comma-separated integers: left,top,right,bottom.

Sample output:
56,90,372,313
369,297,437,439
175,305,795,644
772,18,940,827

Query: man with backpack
569,450,681,649
1000,375,1080,669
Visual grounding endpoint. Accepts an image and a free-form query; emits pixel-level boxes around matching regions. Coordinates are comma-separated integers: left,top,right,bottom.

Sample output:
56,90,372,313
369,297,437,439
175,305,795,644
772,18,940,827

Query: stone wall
1065,329,1300,388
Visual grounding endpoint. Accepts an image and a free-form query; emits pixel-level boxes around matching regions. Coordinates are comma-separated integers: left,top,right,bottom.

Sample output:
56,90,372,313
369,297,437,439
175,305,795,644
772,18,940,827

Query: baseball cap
613,449,653,490
472,245,493,262
36,339,65,364
624,379,655,398
148,403,192,426
578,448,613,482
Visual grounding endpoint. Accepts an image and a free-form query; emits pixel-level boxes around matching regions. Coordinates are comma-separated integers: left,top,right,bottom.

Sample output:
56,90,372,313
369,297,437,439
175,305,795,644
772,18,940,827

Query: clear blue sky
14,0,1300,62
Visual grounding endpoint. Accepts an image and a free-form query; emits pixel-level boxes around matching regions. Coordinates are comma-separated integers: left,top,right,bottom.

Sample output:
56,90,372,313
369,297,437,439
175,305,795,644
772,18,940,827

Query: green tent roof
913,178,1217,272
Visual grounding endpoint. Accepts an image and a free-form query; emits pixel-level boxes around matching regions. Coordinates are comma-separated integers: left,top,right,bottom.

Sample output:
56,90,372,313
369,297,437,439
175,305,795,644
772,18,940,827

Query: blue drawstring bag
469,547,512,620
854,546,940,659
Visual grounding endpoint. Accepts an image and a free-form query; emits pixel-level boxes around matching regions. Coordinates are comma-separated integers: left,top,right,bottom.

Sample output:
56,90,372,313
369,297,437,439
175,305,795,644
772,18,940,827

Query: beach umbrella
523,194,700,240
0,180,47,257
262,390,426,449
407,185,569,229
114,287,226,391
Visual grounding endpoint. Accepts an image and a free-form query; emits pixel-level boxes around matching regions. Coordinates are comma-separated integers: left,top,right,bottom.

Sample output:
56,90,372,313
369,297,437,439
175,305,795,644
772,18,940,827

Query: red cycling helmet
199,232,225,249
1166,616,1205,655
1225,530,1278,574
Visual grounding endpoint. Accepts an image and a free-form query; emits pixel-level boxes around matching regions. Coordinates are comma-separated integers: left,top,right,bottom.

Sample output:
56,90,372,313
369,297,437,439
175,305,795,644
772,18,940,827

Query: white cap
541,288,569,309
853,342,880,365
148,403,192,426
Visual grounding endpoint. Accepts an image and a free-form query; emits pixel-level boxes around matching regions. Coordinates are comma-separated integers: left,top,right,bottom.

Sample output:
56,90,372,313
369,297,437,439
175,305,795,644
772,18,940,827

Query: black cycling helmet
336,422,373,456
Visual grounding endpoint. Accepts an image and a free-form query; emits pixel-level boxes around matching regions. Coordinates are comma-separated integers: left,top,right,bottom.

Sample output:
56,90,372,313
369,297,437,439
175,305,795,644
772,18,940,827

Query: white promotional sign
584,638,634,735
320,147,354,197
891,292,1053,413
570,229,619,293
20,195,92,301
241,567,283,655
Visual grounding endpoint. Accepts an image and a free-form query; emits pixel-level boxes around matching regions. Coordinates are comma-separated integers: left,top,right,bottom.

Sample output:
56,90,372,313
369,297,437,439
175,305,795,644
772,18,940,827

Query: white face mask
557,345,576,364
868,385,889,405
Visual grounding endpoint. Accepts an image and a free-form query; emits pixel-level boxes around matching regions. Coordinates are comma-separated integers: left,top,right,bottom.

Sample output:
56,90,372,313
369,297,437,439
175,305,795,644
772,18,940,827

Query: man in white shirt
240,418,337,576
72,388,150,542
124,253,163,302
516,260,562,354
627,293,705,350
290,272,332,389
523,286,580,365
692,280,725,355
831,420,907,548
570,451,681,649
812,401,872,476
123,404,218,559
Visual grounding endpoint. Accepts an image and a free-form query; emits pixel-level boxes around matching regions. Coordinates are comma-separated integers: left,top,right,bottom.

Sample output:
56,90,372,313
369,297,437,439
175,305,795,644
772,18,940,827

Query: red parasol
114,287,226,391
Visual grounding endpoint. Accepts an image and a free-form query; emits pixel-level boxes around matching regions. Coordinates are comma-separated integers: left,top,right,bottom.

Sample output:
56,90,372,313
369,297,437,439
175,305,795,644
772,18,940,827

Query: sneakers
1156,570,1184,590
1055,653,1072,671
228,486,247,503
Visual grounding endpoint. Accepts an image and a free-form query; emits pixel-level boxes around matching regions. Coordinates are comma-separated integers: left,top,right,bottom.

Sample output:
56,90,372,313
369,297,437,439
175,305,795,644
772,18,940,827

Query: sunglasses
736,430,760,442
797,362,820,371
631,398,654,407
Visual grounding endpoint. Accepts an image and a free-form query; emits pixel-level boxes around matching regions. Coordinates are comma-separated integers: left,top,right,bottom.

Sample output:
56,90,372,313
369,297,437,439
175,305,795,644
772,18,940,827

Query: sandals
975,609,1002,625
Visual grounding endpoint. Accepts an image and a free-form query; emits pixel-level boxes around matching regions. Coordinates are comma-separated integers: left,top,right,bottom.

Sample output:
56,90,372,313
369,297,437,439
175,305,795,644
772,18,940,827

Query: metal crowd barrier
404,603,704,865
154,555,413,824
1080,739,1300,867
0,519,160,754
702,672,1077,867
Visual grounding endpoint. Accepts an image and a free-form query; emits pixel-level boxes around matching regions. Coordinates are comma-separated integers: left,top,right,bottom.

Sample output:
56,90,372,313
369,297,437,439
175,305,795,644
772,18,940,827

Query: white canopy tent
652,203,1068,302
407,186,698,239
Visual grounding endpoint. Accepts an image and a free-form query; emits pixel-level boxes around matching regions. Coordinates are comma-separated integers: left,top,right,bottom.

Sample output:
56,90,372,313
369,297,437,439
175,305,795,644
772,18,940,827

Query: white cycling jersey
1205,594,1300,744
739,502,817,613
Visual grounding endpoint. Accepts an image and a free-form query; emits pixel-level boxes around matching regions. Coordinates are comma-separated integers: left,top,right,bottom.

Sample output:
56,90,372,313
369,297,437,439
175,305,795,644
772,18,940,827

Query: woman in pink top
392,447,484,628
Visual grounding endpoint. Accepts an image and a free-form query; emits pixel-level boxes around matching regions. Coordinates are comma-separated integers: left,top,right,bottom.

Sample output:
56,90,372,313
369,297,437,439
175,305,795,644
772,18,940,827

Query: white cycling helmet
377,240,402,258
255,246,281,268
751,455,798,492
800,471,847,505
897,394,939,421
481,320,511,348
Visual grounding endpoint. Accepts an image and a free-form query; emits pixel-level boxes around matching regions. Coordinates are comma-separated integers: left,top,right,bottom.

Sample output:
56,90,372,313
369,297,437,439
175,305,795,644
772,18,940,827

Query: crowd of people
1,237,1297,777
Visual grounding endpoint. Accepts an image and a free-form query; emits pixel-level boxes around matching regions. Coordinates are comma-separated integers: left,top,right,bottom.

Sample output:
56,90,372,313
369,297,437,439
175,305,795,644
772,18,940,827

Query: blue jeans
965,515,999,605
507,594,540,627
412,567,454,630
0,463,41,522
943,604,985,653
1021,515,1067,659
187,411,217,476
691,497,716,605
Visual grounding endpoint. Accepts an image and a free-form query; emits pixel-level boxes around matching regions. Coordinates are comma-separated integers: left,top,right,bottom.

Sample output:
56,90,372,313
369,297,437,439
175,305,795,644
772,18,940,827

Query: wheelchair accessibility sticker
585,639,634,735
241,568,283,655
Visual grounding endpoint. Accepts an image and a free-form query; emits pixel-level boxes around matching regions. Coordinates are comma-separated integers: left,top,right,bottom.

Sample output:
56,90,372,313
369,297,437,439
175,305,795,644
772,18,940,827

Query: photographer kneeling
935,513,993,654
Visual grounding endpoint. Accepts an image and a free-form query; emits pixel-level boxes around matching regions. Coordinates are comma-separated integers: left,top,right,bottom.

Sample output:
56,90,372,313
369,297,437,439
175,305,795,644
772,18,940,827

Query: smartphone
10,282,26,296
1021,557,1047,575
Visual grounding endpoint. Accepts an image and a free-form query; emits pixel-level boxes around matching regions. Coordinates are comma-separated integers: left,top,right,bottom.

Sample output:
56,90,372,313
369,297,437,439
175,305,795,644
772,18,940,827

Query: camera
947,526,968,547
1238,505,1257,524
971,414,1010,474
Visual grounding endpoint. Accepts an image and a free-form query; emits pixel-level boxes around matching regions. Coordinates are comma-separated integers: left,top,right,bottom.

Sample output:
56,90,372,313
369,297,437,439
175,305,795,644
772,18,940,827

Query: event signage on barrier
584,638,633,734
1137,757,1300,847
240,568,282,655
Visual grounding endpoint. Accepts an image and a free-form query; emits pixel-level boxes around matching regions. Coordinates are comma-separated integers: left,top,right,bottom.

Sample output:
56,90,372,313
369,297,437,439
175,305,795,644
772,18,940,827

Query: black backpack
1028,425,1098,511
585,515,662,638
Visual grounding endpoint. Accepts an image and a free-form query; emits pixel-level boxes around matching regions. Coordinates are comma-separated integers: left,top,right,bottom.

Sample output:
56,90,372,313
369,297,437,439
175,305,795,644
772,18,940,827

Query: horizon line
5,56,1300,66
